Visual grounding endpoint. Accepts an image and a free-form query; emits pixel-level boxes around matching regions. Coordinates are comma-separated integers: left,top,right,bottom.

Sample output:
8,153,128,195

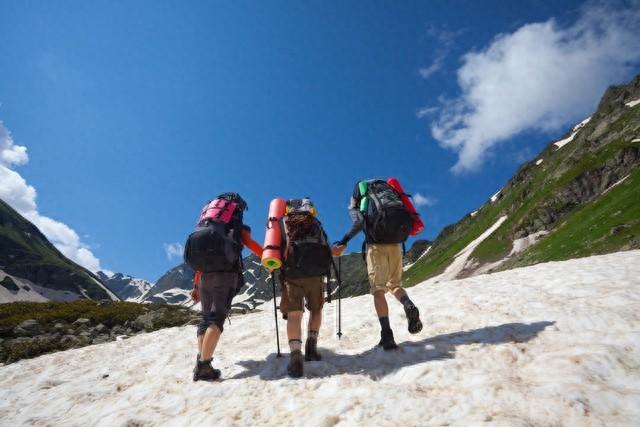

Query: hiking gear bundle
184,194,246,273
285,197,317,217
261,198,287,270
280,199,332,280
386,177,424,236
358,179,415,243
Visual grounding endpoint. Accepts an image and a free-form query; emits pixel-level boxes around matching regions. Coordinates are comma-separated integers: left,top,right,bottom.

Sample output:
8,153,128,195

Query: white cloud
0,121,106,272
0,121,28,167
419,27,461,79
429,1,640,173
412,193,436,207
164,242,184,261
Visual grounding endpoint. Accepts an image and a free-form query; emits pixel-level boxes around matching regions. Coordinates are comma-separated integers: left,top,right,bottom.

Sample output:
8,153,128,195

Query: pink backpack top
197,198,238,226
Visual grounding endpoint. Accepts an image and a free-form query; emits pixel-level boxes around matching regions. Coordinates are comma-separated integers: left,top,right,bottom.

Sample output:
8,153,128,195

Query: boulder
13,320,41,337
92,334,111,345
73,318,91,329
60,335,81,348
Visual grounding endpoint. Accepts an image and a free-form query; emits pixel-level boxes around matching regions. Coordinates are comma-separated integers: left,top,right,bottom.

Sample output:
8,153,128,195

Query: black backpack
183,193,247,273
281,200,332,280
363,180,413,243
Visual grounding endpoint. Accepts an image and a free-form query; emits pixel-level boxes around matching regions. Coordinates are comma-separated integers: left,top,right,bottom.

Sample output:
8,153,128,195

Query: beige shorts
366,243,403,294
285,276,325,312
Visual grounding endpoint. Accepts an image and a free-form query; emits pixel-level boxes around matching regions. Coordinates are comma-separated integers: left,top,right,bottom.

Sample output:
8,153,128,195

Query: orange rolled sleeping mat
261,198,287,270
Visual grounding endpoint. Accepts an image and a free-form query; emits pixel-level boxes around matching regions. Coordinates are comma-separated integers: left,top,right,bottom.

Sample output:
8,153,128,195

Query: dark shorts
197,271,241,335
285,276,324,313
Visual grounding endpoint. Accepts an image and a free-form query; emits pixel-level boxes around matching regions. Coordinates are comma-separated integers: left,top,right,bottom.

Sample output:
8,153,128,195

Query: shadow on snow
231,321,555,381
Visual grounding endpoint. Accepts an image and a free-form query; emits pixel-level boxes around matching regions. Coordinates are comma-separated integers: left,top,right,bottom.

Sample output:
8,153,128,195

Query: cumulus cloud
412,193,437,207
429,1,640,173
0,121,28,167
164,242,184,261
0,121,105,272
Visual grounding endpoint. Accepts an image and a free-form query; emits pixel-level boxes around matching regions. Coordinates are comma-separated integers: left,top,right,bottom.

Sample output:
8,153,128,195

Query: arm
191,271,201,303
332,184,364,255
241,229,264,258
336,207,364,246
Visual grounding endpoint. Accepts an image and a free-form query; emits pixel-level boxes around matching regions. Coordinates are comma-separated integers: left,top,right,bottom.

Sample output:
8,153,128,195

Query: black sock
379,316,391,332
400,295,414,310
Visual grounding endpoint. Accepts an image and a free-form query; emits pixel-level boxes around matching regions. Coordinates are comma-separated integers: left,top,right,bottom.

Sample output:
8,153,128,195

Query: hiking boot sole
405,305,423,334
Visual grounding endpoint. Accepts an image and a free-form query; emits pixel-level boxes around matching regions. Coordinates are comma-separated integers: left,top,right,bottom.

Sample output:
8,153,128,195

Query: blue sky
1,1,639,281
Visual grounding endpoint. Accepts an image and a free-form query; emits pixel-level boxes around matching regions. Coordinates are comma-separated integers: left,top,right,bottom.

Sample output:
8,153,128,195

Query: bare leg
200,325,222,361
308,309,322,333
287,311,303,341
390,287,408,302
373,290,389,317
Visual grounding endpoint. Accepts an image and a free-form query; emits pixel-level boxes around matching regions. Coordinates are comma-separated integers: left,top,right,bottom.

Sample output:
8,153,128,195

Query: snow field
0,251,639,426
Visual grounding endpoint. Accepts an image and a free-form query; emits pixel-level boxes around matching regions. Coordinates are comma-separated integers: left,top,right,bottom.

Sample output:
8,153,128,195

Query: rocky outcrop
0,306,198,364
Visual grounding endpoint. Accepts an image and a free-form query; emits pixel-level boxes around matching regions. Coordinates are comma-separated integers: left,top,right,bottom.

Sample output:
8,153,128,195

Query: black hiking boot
378,329,398,350
193,359,221,382
287,349,304,378
304,337,322,361
404,302,423,334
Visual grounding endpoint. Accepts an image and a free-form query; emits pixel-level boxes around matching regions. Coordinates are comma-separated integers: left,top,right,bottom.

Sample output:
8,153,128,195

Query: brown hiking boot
287,349,304,378
193,359,221,382
304,337,322,361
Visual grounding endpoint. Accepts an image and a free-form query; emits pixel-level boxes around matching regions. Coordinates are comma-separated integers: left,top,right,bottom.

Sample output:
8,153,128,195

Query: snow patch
434,215,508,281
602,174,630,195
490,190,501,203
553,116,592,149
1,251,640,425
536,158,544,165
631,138,640,143
403,246,432,271
0,270,81,303
625,98,640,108
470,210,478,217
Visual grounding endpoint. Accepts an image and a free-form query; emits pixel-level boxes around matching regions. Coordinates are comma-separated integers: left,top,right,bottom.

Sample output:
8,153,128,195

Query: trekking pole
331,257,343,340
271,271,282,357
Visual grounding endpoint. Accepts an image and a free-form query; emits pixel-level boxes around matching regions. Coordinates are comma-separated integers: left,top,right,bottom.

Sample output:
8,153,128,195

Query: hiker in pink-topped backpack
184,192,262,381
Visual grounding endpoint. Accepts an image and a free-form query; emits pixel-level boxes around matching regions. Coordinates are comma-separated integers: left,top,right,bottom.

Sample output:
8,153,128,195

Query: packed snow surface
553,116,591,149
625,98,640,108
1,251,639,426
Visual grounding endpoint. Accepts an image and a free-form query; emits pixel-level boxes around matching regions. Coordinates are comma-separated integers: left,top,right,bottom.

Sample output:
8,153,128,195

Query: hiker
185,193,263,381
332,179,423,350
278,198,333,377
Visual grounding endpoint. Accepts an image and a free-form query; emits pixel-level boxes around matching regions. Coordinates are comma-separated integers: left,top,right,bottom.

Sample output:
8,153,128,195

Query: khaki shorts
285,276,324,313
366,243,403,294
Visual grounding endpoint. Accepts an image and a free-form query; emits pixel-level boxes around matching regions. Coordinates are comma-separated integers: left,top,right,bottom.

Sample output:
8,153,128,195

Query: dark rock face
516,146,640,238
1,276,19,293
404,240,432,266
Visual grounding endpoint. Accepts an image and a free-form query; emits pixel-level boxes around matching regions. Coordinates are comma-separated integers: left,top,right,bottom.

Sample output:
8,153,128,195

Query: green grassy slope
0,199,117,301
404,76,640,286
